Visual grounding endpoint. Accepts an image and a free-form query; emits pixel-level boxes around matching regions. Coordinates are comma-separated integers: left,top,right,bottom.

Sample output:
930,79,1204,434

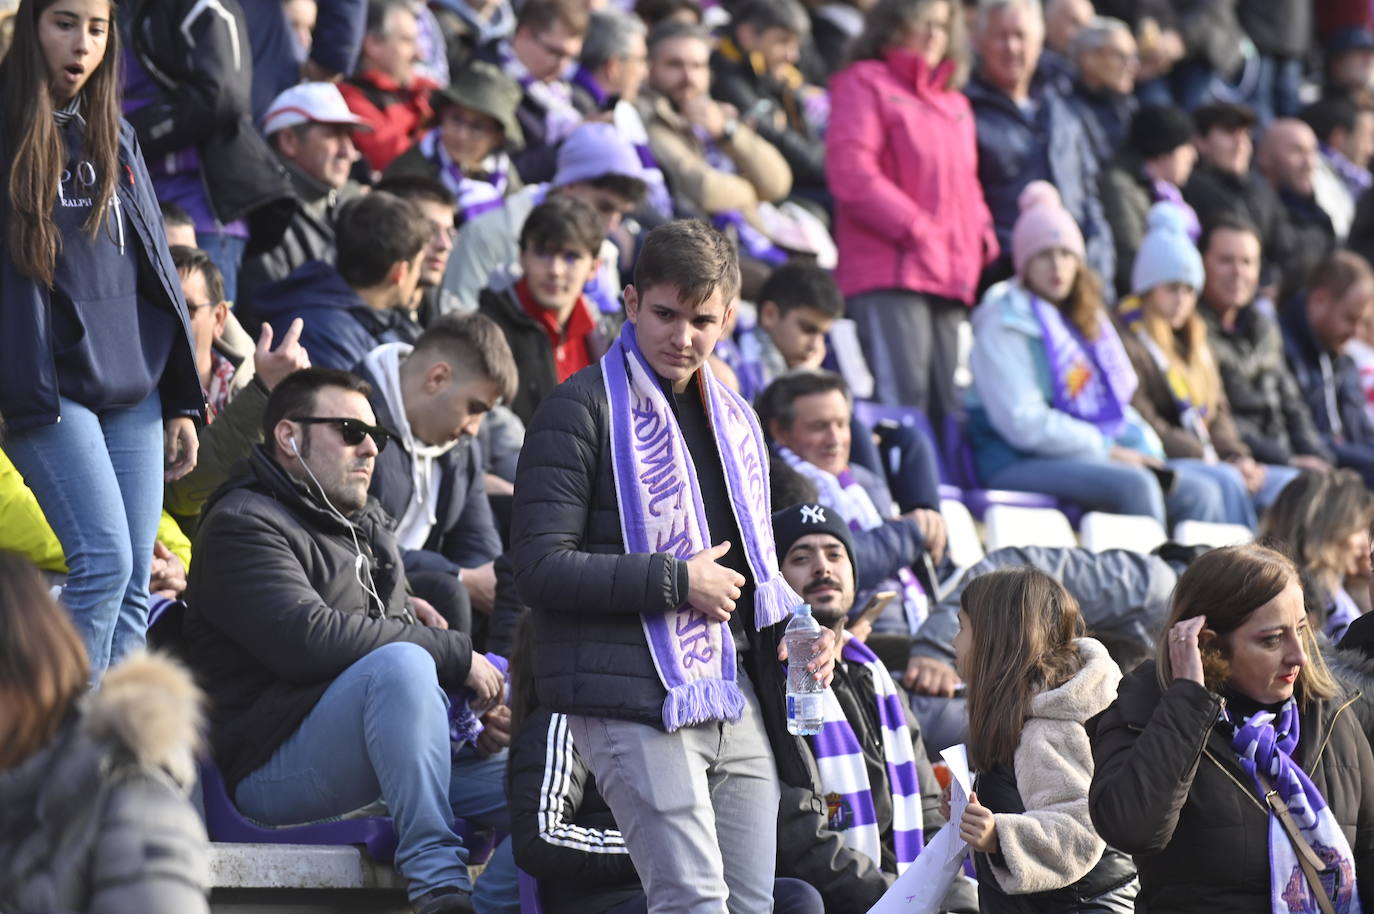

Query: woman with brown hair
967,181,1240,527
1090,543,1374,914
1261,470,1374,642
950,565,1137,913
0,0,202,679
0,550,209,913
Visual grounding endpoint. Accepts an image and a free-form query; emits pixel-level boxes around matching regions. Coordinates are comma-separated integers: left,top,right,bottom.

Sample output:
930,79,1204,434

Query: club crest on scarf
1030,294,1137,437
1225,701,1362,914
603,322,799,731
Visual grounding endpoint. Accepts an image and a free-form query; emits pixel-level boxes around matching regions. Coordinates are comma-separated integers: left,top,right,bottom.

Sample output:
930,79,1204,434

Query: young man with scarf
771,502,976,914
511,220,836,913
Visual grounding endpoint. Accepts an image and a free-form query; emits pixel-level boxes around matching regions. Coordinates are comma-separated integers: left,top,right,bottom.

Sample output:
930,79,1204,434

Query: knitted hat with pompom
1011,181,1086,279
1131,202,1204,296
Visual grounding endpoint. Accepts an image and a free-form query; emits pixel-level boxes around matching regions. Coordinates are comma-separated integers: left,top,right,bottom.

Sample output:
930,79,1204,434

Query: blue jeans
1257,463,1302,510
3,392,164,676
985,457,1167,524
234,643,510,902
1253,55,1303,123
1167,459,1255,527
198,232,247,304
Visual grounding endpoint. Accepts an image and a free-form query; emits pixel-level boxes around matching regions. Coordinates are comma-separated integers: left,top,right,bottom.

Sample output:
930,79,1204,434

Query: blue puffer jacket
0,121,203,434
253,260,420,371
965,70,1116,290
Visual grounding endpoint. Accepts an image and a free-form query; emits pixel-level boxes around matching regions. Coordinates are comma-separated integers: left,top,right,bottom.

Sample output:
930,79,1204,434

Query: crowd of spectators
11,0,1374,912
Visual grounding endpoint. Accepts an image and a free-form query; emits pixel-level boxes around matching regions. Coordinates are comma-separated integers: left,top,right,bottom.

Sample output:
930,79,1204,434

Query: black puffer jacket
183,446,474,791
510,365,811,788
1090,663,1374,914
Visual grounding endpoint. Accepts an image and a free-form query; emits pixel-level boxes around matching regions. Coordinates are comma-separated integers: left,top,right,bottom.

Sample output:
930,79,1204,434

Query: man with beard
771,501,974,914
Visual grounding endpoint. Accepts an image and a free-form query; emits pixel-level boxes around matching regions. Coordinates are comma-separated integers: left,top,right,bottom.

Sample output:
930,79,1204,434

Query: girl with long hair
0,550,209,912
826,0,997,429
952,566,1137,913
1091,544,1374,913
0,0,203,678
1261,469,1374,642
968,181,1247,527
1117,203,1301,530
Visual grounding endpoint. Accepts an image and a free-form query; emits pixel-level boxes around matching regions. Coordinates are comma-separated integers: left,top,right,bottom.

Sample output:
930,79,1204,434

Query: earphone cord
292,445,412,623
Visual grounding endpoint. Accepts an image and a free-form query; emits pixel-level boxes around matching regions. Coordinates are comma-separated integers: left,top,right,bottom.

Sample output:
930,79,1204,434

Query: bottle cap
793,603,812,616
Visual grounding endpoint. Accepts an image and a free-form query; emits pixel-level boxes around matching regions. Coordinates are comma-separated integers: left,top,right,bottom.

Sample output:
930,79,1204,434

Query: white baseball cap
261,82,371,136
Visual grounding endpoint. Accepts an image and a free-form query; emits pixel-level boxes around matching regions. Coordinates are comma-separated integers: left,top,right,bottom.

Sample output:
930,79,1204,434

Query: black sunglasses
291,416,393,452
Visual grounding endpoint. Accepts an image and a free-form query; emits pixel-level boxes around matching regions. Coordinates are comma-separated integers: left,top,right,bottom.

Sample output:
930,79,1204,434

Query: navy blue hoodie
252,260,420,371
0,120,202,433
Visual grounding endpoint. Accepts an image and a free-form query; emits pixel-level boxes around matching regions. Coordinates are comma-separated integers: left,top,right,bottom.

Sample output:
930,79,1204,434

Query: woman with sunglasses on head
0,0,202,679
1090,543,1374,914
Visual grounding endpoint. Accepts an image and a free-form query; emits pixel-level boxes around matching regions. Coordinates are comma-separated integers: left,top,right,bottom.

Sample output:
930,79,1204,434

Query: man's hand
149,541,188,600
462,562,497,614
164,417,199,481
485,473,515,496
680,94,727,139
1231,456,1266,493
904,508,947,565
477,704,512,757
777,625,837,688
686,541,746,623
301,58,342,83
465,652,504,713
902,655,961,696
411,596,448,629
254,319,312,391
1108,445,1160,468
1291,455,1332,473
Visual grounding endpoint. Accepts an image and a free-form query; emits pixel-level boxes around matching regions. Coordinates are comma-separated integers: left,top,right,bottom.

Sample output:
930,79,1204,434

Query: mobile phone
848,590,898,630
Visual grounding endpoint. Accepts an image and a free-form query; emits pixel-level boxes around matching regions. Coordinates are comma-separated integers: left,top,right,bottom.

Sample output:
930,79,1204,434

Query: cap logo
801,505,826,524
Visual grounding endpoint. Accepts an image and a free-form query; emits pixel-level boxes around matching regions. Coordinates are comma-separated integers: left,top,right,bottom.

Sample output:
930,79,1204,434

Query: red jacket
826,50,997,304
339,69,438,173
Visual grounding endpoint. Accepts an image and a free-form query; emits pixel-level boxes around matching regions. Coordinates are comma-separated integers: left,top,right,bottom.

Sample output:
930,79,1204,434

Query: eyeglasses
291,416,394,452
533,31,580,63
442,111,500,136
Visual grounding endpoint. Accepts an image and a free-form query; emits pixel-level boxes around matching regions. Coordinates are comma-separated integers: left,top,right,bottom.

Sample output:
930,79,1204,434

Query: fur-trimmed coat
0,653,210,914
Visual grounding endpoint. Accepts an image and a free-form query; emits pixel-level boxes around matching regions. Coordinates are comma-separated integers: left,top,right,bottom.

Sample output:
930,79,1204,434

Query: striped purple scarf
810,638,924,872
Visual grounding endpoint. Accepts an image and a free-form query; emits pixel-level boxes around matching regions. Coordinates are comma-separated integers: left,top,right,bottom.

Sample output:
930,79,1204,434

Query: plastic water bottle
785,603,826,735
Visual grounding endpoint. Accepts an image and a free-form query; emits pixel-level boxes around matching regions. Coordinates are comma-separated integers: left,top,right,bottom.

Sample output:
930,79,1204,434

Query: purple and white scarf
419,128,510,222
603,322,800,731
1151,181,1201,242
1225,699,1361,914
495,39,582,146
775,445,928,629
690,124,789,265
1322,143,1374,197
810,638,924,872
1030,294,1138,438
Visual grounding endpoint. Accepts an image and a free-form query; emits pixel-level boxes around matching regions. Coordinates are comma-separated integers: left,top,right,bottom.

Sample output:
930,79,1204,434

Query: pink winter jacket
826,50,998,304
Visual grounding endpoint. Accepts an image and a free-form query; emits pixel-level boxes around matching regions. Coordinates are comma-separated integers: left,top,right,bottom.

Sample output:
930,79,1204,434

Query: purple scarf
602,322,799,730
1151,180,1201,242
1225,699,1361,914
1030,294,1137,438
419,128,509,222
810,638,924,872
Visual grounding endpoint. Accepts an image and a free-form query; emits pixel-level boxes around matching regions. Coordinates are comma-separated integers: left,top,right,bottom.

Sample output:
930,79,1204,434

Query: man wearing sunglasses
183,367,510,914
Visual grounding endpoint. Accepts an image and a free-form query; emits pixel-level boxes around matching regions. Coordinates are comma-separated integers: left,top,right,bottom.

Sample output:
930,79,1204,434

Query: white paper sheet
865,745,973,914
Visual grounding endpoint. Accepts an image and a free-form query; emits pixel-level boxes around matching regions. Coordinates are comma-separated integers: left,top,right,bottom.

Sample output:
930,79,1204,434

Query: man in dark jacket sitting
254,192,430,371
477,195,614,426
759,369,945,637
771,502,976,914
1198,217,1335,474
510,220,835,912
358,313,518,639
1281,250,1374,486
183,368,509,913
